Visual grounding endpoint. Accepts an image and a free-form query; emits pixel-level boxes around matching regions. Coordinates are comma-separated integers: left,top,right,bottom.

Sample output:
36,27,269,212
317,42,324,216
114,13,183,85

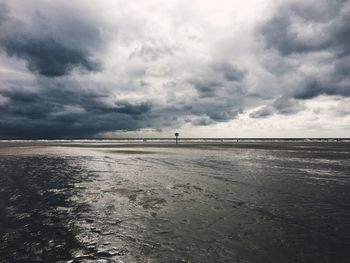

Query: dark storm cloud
1,88,58,121
192,62,246,99
0,83,153,138
2,38,101,77
207,108,243,122
250,97,304,118
182,98,244,124
114,102,152,115
272,96,305,114
192,79,221,98
0,0,349,138
257,0,350,106
249,106,274,119
0,1,258,138
0,2,101,77
259,0,349,56
185,62,246,125
1,89,38,102
293,78,350,100
93,101,152,116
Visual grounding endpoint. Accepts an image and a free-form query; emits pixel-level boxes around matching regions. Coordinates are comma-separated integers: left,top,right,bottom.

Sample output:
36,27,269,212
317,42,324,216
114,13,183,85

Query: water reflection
0,142,350,262
0,155,93,262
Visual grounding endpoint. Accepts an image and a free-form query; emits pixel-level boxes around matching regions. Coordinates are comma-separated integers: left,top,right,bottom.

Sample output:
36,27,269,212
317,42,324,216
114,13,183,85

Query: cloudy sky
0,0,349,138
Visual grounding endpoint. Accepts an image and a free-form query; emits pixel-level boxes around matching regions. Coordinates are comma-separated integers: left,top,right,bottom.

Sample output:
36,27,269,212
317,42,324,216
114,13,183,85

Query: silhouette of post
175,132,179,144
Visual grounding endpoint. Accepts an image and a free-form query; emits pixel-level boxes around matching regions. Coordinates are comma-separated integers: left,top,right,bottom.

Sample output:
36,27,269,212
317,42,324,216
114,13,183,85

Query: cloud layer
0,0,349,138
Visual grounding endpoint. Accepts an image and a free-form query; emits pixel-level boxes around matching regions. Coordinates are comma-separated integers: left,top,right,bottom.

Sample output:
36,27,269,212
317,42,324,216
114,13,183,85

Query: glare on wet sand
1,141,350,262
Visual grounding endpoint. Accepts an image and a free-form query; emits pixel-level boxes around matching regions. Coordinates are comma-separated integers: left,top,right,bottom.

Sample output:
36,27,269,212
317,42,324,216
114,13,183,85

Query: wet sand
1,141,350,262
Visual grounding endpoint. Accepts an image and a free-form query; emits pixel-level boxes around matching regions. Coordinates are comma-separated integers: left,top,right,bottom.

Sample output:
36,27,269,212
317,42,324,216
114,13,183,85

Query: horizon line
1,137,349,141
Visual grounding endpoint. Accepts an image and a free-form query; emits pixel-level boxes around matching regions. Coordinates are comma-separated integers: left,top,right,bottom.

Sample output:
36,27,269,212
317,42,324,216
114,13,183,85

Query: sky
0,0,349,138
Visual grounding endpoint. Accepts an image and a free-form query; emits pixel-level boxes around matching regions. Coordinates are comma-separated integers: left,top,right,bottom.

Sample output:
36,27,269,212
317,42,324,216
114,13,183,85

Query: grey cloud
54,114,82,124
129,40,176,61
293,77,350,100
191,116,215,126
192,79,221,98
292,79,326,100
256,0,350,110
114,102,152,115
0,2,10,25
333,56,350,81
0,83,153,138
249,106,274,119
192,62,246,99
0,1,254,138
250,97,304,118
212,62,245,82
181,99,244,124
2,37,101,77
1,89,38,102
207,108,243,122
187,64,246,124
259,0,349,56
1,0,349,138
0,88,55,120
0,2,102,77
95,101,152,116
272,96,305,115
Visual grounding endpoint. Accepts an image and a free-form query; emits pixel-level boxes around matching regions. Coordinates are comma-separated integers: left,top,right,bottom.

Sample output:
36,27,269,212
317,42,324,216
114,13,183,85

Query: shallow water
0,142,350,262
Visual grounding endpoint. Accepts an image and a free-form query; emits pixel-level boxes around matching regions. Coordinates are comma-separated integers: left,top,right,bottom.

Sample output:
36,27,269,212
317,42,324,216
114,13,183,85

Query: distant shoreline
0,138,349,142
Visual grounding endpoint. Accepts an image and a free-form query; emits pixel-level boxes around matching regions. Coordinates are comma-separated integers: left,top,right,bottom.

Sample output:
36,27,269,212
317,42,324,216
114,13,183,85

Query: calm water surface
0,142,350,262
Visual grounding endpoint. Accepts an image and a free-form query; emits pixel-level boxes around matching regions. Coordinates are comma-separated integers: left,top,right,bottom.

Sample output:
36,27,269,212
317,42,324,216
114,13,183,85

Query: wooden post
175,132,179,144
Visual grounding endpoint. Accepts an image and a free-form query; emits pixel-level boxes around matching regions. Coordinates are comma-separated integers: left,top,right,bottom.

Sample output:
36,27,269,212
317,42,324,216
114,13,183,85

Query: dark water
0,142,350,262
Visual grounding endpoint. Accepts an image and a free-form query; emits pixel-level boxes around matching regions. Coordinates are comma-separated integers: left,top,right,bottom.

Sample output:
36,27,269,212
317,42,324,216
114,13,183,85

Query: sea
0,140,350,262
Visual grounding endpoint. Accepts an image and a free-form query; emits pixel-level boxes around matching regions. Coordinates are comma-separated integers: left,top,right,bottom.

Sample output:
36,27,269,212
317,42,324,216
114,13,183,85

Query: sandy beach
1,141,350,262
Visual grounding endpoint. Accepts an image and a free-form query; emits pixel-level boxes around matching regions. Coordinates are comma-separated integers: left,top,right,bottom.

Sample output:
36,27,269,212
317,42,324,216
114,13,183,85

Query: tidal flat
0,141,350,262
